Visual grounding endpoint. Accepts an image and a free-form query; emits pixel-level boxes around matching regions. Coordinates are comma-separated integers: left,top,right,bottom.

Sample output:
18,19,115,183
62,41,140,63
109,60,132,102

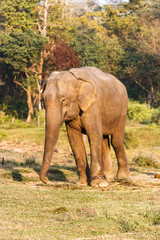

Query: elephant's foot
90,175,109,188
76,177,88,186
105,175,114,182
104,172,114,182
117,166,130,179
40,175,48,184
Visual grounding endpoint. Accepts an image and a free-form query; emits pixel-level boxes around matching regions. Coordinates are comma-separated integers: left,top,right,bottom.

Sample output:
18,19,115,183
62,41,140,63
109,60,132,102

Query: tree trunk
36,75,42,111
26,85,33,123
36,51,44,111
147,93,151,108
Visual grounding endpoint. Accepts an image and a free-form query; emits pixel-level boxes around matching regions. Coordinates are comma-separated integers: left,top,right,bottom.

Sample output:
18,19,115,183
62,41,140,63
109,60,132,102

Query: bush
127,100,155,123
37,110,45,123
152,107,160,124
0,131,8,141
132,152,160,168
24,156,38,167
0,113,11,124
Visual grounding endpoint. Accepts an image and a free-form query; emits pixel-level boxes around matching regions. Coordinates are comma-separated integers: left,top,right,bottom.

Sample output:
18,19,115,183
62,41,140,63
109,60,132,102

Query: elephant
40,67,130,187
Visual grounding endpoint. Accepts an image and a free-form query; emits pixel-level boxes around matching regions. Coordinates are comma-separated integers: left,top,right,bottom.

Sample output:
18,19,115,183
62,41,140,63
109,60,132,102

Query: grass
0,120,160,239
0,177,160,240
132,152,160,168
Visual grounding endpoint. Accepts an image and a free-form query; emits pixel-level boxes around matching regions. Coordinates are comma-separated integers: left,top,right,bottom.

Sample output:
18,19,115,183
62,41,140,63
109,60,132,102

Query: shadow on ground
130,167,155,176
0,159,78,183
0,158,159,187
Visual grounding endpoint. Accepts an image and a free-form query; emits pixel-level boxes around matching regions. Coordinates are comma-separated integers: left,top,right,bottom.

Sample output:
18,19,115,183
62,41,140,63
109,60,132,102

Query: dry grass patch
0,122,160,239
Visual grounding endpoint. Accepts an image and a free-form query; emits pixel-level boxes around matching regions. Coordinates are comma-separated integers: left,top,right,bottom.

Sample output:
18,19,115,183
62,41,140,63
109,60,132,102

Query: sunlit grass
0,120,160,239
0,176,159,240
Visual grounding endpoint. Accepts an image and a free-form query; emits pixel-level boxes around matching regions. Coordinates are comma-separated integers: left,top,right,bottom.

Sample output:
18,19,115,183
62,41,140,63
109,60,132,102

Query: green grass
0,120,160,239
0,177,159,240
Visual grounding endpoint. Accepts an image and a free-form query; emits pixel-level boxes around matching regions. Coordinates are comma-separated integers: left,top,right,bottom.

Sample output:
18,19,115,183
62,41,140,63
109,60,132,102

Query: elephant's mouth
63,111,77,121
63,104,79,122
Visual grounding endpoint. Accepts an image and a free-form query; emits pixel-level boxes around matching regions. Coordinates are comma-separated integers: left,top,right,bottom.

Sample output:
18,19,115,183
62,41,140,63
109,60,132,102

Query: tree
0,30,46,121
122,0,160,106
70,6,125,75
0,0,38,32
0,0,77,119
44,39,80,75
100,0,160,106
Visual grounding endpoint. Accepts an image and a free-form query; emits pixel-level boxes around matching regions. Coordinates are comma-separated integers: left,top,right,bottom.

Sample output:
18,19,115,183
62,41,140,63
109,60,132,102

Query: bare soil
0,140,73,165
0,140,160,188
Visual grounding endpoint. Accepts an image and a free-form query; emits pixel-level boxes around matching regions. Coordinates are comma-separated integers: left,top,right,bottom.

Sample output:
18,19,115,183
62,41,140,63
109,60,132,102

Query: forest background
0,0,160,122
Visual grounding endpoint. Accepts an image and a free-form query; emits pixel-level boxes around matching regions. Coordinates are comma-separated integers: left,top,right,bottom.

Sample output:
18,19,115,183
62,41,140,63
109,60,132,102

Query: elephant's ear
69,68,97,112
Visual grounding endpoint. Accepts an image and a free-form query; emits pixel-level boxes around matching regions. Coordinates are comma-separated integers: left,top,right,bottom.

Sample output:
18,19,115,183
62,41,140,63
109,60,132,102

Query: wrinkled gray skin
40,67,130,187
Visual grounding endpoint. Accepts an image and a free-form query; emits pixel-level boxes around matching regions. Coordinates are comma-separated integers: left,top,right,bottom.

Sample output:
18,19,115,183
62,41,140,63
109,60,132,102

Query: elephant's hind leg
66,123,90,186
111,133,130,179
102,136,114,181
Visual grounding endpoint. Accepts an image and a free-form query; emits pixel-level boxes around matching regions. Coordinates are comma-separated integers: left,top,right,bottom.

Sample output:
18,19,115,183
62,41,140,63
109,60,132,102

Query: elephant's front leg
66,123,90,186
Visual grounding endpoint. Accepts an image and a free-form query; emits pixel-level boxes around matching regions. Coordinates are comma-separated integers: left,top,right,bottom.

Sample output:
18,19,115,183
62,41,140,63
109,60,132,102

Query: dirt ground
0,140,73,165
0,140,160,188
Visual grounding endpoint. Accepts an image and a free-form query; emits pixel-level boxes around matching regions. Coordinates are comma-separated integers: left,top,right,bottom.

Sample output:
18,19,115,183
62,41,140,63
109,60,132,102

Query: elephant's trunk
40,106,61,184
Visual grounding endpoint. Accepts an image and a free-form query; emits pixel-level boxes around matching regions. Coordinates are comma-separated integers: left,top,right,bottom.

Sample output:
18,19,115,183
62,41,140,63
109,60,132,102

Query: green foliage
0,130,8,141
0,30,46,121
7,120,33,129
151,107,160,124
0,30,46,72
0,0,160,118
122,1,160,106
37,110,45,123
0,95,28,119
71,33,124,75
132,152,160,168
0,0,38,32
0,116,41,130
0,114,11,124
127,100,155,123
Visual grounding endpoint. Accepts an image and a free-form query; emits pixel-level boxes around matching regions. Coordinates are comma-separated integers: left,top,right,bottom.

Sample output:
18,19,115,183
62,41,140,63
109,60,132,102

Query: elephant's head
40,68,96,183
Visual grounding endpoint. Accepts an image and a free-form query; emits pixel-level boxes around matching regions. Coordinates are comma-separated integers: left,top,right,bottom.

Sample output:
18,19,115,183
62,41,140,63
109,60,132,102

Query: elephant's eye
61,98,67,105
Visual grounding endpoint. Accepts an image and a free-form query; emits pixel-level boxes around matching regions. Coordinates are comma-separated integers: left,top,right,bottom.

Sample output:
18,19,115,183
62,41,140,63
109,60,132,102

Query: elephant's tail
124,140,129,149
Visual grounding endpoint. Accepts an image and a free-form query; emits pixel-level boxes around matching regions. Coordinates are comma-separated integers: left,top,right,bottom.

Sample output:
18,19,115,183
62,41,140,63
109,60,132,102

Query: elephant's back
85,67,128,133
83,67,126,92
87,67,128,125
84,67,127,103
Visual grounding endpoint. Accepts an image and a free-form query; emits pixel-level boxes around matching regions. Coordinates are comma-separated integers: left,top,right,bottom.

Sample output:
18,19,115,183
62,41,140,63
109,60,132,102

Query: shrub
132,152,160,168
152,107,160,124
144,209,160,225
0,113,11,124
25,156,38,167
7,121,32,129
37,110,45,123
127,100,155,123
